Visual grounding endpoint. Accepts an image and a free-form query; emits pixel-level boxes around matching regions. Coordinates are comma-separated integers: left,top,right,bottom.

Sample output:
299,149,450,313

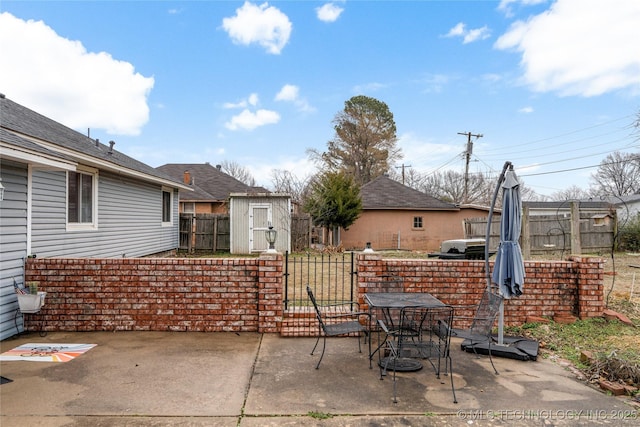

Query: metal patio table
365,292,448,371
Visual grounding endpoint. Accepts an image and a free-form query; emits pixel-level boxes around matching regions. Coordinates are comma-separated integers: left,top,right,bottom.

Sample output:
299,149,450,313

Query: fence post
212,215,218,252
522,205,531,259
571,201,582,254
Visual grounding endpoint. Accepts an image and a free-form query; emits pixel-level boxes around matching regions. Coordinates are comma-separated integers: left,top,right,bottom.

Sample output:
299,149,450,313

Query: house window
68,170,96,226
413,216,423,229
162,188,172,224
182,202,195,214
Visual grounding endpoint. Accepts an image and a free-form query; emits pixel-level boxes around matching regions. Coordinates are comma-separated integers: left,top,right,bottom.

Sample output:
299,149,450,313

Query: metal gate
282,252,356,336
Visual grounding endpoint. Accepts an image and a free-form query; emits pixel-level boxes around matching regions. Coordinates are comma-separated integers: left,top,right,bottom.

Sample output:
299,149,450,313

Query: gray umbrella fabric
491,169,525,299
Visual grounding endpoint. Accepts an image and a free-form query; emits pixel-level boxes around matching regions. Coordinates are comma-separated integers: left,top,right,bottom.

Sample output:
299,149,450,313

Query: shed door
249,204,272,252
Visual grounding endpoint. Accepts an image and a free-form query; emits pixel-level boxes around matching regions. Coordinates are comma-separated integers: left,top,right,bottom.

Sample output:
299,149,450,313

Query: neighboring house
599,195,640,224
156,163,266,214
339,175,493,252
0,94,191,340
523,200,612,217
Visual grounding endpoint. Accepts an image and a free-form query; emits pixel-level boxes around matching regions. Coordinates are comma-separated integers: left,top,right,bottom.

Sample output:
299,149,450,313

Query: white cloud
274,84,315,112
316,3,344,23
275,84,299,102
352,82,388,94
223,93,260,109
246,156,317,189
498,0,548,17
225,108,280,131
397,132,461,174
0,12,154,136
248,93,259,106
419,74,452,93
221,1,292,55
518,106,534,113
495,0,640,97
444,22,491,44
445,22,466,37
463,26,490,44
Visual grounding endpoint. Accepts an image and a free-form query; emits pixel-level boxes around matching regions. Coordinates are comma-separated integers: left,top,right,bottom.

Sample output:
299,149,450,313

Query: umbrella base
461,336,538,361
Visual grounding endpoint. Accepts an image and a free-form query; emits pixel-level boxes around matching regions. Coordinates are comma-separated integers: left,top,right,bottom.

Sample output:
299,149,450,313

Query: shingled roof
0,95,187,189
361,175,458,211
156,163,266,202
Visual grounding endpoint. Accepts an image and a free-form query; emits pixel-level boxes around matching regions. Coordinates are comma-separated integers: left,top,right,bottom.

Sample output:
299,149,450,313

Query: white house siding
0,161,28,339
30,169,179,258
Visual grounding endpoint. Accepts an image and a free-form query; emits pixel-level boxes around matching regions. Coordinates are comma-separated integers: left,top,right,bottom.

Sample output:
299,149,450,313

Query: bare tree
270,169,309,205
400,168,427,190
590,151,640,196
419,170,490,205
219,160,256,187
550,185,592,201
520,185,547,202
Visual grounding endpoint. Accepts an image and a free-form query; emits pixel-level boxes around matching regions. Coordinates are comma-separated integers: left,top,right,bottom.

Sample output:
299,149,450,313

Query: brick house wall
23,253,603,335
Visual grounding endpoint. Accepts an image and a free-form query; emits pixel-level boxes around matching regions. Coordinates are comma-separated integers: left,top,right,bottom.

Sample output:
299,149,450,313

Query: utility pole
395,164,412,185
458,131,483,204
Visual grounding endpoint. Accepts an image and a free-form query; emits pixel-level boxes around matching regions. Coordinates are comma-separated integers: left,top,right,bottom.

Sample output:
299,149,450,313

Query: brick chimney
184,170,191,185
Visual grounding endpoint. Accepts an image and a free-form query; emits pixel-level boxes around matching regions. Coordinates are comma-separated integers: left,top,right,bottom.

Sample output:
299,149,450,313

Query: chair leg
391,354,398,404
446,355,458,404
367,331,372,369
315,335,327,370
310,334,321,356
487,343,499,375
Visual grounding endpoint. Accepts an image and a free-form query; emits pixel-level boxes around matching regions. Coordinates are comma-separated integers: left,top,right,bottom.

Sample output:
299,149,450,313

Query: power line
479,114,634,154
519,142,639,169
520,155,640,177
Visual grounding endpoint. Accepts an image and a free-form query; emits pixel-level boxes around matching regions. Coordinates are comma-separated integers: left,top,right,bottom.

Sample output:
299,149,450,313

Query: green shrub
619,212,640,252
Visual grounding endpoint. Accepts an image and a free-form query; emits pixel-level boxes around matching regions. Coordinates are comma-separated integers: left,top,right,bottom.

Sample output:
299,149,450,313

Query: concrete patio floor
1,331,638,426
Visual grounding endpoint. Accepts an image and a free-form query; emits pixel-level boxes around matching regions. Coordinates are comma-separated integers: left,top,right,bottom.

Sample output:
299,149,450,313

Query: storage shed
229,193,291,254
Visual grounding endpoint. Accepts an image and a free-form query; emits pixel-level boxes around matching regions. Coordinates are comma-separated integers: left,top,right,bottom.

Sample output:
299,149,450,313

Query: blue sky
1,0,639,197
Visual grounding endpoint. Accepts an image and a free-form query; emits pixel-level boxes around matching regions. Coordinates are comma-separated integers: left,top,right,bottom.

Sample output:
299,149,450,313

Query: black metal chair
451,290,503,375
428,306,457,403
378,305,457,403
306,285,371,369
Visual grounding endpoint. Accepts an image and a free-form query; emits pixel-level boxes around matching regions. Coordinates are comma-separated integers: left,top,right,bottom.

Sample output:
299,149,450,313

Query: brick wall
24,252,603,335
356,253,604,328
24,254,282,333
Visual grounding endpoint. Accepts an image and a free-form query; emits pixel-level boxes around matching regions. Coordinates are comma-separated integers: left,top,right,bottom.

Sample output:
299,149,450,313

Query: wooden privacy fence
180,213,312,253
464,204,615,256
180,213,230,252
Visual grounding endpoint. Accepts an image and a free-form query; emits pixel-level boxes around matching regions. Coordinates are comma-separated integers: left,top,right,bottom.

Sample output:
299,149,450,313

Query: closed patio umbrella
492,167,525,299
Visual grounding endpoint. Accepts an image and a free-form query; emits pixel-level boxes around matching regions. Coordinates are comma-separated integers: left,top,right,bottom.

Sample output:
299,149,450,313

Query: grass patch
505,314,640,389
307,411,334,419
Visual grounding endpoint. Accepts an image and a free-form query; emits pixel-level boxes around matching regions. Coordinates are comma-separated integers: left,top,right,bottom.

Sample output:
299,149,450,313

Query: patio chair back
451,290,503,374
469,290,503,338
306,285,370,369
